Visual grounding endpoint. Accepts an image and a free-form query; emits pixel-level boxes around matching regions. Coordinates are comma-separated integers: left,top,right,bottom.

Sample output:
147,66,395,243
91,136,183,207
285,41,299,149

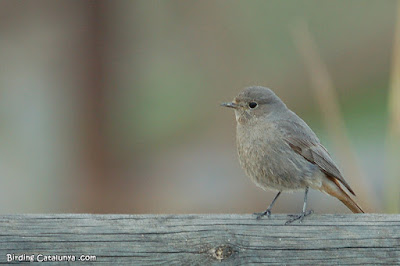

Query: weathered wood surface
0,214,399,264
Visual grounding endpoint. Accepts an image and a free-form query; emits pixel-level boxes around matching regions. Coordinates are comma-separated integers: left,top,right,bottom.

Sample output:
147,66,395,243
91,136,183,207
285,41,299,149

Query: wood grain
0,214,399,264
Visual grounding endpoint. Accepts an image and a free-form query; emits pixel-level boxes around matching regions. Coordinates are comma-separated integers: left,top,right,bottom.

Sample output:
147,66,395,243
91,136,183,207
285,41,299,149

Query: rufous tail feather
321,178,364,213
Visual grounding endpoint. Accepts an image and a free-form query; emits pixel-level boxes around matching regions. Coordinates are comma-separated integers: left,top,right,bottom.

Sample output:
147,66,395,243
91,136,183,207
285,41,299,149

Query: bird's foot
285,210,313,225
253,209,271,220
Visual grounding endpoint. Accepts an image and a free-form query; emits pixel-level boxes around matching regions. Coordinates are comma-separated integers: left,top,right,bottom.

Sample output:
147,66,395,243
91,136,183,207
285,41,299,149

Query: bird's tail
321,177,364,213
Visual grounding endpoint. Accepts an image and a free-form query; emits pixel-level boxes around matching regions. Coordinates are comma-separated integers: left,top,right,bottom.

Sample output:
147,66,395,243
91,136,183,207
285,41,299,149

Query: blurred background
0,0,399,214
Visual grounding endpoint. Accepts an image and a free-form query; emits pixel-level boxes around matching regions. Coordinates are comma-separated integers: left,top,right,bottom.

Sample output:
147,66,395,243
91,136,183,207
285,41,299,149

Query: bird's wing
278,118,356,195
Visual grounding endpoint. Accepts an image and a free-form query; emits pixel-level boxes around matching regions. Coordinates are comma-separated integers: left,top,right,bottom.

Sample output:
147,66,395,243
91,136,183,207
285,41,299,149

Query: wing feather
277,118,356,195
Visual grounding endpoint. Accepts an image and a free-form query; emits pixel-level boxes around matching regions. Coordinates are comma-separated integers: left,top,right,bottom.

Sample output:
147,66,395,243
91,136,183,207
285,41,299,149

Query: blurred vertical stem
386,1,400,213
292,21,378,212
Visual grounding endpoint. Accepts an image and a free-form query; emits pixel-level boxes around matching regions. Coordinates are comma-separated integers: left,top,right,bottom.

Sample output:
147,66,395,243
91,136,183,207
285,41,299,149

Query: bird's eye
249,102,258,108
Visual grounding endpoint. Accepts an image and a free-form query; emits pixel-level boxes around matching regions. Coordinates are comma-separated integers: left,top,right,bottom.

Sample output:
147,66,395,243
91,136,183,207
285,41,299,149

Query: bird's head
221,86,286,124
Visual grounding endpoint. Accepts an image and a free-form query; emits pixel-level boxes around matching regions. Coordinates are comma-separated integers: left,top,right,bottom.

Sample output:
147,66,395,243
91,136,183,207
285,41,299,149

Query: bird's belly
237,140,319,191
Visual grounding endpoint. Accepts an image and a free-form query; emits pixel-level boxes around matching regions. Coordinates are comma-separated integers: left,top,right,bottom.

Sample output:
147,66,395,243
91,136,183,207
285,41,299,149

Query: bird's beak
221,102,239,109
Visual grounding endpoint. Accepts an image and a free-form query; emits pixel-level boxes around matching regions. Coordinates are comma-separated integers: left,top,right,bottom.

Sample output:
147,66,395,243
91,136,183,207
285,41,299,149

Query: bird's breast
236,123,317,191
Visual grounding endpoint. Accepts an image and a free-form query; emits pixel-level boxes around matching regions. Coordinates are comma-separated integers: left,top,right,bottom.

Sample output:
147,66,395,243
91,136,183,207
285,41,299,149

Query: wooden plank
0,214,399,264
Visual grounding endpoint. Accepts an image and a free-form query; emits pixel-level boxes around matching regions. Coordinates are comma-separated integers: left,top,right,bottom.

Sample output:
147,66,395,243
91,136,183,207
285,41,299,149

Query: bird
221,86,364,224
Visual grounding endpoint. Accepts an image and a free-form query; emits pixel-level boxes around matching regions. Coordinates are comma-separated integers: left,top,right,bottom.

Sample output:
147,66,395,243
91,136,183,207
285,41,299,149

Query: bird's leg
285,187,313,225
254,191,281,219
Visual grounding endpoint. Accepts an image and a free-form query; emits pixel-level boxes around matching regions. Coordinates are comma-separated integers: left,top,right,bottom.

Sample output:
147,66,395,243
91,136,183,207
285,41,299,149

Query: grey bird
222,86,364,224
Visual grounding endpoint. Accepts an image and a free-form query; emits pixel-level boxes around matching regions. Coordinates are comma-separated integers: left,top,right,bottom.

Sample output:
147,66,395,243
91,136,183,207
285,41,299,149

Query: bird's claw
253,209,271,220
285,210,313,225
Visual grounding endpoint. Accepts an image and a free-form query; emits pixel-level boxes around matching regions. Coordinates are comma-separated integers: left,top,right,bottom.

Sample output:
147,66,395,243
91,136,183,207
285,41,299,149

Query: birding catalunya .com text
6,253,97,263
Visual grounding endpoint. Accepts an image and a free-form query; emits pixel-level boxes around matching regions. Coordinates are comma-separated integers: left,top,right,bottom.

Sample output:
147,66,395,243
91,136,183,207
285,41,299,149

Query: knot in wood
210,245,234,261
